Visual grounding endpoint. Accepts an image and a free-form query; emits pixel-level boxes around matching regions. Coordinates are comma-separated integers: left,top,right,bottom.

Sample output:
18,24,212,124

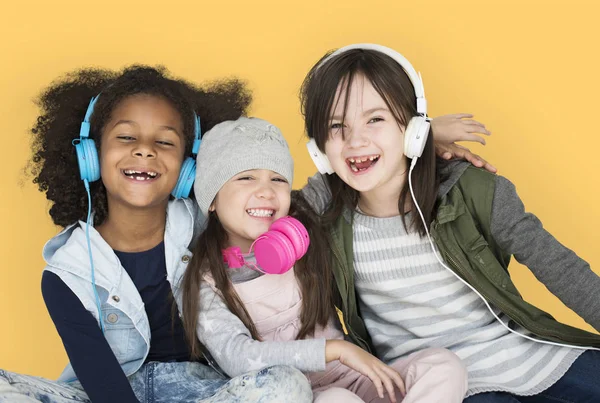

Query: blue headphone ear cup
171,157,196,199
75,139,100,182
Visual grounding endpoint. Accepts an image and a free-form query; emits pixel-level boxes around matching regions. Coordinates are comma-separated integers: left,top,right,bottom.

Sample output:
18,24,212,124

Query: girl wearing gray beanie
181,117,468,402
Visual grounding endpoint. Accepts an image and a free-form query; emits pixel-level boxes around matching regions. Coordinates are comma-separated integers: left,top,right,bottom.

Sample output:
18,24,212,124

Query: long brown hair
181,191,335,360
300,48,441,236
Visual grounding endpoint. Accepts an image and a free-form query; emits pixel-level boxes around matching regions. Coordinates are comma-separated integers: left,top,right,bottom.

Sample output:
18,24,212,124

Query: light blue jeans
0,362,312,402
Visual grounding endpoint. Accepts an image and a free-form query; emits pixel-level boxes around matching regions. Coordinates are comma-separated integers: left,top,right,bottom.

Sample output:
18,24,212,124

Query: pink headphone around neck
222,216,310,275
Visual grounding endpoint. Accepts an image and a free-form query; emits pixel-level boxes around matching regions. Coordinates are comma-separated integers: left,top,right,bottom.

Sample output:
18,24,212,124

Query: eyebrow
111,120,181,135
331,107,390,121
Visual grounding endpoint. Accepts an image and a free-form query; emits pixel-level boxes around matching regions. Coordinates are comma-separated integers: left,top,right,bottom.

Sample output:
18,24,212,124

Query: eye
329,123,345,139
236,176,253,181
272,177,288,183
156,140,174,146
368,117,384,123
116,135,136,141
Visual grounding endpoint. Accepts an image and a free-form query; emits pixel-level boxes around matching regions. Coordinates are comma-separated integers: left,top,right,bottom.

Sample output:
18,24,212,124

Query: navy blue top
42,241,191,403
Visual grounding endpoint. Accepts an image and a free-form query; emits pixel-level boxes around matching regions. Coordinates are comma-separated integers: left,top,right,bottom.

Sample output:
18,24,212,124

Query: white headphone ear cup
306,138,334,174
404,116,430,159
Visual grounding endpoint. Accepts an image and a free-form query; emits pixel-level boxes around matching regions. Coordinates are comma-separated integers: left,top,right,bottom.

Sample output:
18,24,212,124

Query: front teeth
348,155,380,163
247,209,274,217
124,170,158,180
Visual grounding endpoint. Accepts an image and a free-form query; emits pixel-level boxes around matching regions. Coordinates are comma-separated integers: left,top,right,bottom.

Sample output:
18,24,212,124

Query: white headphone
306,43,431,174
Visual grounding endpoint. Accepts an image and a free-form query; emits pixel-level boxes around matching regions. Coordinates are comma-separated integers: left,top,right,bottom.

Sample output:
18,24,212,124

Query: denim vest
42,198,201,382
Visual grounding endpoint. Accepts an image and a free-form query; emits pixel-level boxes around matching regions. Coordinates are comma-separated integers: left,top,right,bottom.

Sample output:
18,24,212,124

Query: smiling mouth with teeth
347,155,380,173
246,208,275,218
123,170,159,181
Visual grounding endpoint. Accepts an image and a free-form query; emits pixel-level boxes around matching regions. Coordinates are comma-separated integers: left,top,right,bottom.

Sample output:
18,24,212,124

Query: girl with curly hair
0,66,313,403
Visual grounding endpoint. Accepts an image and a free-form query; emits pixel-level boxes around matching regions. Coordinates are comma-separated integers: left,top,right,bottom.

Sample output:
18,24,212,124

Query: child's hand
431,113,497,173
326,340,405,402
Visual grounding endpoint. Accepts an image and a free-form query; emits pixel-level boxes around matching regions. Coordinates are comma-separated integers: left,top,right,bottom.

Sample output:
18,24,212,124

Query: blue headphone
73,94,202,199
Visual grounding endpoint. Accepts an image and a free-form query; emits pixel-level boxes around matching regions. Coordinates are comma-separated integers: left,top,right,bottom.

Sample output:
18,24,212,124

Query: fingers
453,144,470,151
381,365,406,397
446,114,490,135
364,367,386,400
455,148,484,168
463,120,491,136
378,364,405,399
435,143,472,160
373,366,397,403
434,143,450,159
451,131,486,145
481,159,498,173
457,149,498,173
436,144,498,172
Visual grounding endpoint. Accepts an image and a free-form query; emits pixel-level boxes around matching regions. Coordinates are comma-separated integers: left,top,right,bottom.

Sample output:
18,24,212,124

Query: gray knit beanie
194,117,294,215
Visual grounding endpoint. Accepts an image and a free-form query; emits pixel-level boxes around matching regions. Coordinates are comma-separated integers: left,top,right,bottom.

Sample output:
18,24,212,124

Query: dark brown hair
300,49,440,235
28,65,251,227
181,190,335,360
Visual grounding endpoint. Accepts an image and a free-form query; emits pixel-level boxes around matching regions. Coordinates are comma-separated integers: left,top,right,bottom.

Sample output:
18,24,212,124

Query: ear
208,202,216,212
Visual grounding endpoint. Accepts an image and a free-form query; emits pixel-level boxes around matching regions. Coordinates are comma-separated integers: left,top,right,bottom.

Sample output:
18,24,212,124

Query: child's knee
209,365,312,403
314,387,364,403
258,365,313,402
420,348,467,388
403,348,467,389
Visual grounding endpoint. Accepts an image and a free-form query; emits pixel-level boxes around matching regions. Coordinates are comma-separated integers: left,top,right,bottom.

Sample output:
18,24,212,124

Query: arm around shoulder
299,172,332,215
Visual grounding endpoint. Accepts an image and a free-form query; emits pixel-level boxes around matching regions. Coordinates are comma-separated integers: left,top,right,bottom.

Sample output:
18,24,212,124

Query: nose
132,140,156,159
346,125,369,149
255,181,276,200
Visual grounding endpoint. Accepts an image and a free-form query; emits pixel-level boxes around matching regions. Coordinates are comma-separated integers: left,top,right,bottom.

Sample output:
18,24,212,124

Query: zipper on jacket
331,241,371,351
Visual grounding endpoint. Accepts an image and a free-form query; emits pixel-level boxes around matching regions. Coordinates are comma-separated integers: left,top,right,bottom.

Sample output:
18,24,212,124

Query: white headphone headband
318,43,427,115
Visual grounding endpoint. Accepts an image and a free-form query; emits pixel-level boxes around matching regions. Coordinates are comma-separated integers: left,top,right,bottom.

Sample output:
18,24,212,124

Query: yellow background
1,0,598,379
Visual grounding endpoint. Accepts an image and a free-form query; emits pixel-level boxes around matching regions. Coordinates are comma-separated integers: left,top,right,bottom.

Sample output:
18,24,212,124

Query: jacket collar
42,198,199,288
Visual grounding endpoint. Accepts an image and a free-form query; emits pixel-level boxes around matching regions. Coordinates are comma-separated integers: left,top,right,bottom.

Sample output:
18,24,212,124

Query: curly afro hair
28,65,252,228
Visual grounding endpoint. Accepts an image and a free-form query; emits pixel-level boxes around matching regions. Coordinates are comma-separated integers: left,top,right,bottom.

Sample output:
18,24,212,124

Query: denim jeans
0,362,312,403
463,350,600,403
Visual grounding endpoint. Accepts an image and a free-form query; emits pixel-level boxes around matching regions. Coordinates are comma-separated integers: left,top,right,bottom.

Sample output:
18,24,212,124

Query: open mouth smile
246,208,275,218
122,169,160,181
346,154,380,173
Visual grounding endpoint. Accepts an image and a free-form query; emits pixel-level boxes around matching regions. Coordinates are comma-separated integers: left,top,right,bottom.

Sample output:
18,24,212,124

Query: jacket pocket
467,234,521,297
101,306,137,360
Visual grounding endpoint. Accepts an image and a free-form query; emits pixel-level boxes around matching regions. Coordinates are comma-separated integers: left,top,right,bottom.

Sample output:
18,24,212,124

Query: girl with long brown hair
300,43,600,402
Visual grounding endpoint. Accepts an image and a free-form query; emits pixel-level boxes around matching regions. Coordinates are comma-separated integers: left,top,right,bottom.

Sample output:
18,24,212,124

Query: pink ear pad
269,216,310,259
254,231,296,274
